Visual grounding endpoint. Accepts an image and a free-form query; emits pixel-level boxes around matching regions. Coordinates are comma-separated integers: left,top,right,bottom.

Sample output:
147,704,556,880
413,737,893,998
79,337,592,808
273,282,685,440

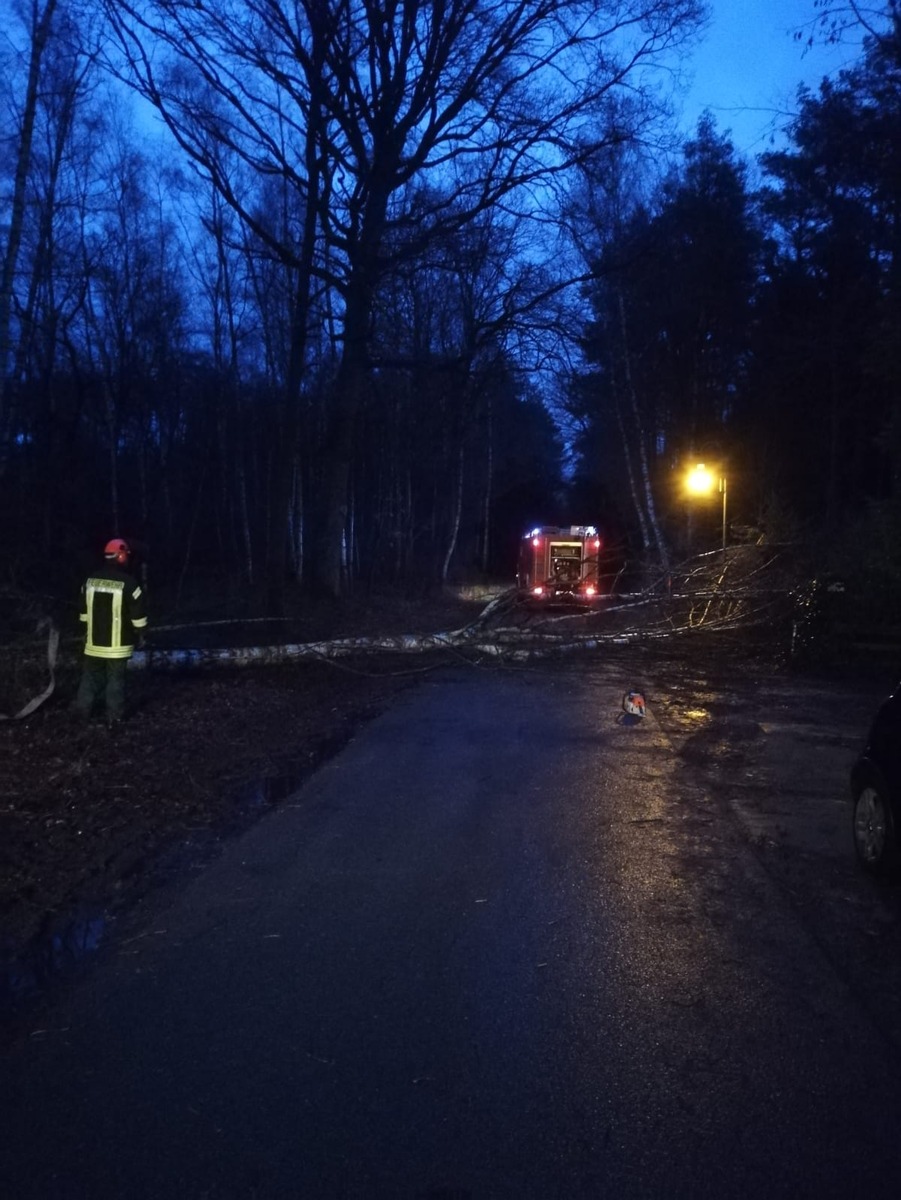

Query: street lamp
686,463,728,551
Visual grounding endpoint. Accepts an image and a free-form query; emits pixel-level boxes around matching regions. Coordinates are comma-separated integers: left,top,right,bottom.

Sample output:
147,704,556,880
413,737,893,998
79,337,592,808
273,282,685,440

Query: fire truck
516,526,604,605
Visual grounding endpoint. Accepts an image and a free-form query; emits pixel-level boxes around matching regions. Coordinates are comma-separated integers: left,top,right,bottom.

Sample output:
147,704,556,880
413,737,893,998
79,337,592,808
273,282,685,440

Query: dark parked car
851,683,901,874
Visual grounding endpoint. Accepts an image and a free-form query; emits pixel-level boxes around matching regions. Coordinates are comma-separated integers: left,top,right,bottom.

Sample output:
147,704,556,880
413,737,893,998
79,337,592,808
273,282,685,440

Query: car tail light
532,586,544,596
584,585,596,597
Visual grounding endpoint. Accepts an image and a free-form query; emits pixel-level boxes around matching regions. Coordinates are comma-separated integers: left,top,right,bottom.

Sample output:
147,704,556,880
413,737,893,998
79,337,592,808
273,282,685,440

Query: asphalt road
3,661,901,1200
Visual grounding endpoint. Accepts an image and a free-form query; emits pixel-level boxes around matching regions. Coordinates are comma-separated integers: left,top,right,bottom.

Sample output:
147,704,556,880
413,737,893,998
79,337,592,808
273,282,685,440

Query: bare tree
563,142,672,568
800,0,899,47
76,124,190,539
103,0,704,600
0,0,59,473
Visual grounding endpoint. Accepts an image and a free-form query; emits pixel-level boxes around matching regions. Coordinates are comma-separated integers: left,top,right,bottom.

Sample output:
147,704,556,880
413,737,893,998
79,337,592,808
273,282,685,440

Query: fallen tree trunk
129,605,777,672
3,549,798,715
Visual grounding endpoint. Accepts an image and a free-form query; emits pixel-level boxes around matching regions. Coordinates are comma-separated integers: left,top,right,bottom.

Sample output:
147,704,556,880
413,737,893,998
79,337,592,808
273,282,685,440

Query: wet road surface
3,664,901,1199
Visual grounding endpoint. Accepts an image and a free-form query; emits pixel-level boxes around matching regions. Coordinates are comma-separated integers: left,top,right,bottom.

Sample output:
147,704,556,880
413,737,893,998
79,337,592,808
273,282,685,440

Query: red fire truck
516,526,604,605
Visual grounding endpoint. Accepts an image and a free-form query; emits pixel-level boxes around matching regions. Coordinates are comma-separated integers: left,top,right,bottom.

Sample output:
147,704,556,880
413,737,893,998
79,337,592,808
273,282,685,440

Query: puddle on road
1,908,106,1011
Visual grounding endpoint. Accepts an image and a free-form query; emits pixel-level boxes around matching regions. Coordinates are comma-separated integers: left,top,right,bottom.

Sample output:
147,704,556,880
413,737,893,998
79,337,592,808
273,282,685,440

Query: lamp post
686,463,728,551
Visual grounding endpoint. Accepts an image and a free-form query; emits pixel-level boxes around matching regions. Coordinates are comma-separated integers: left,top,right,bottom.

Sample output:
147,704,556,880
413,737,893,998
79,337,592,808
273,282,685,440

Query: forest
1,0,900,617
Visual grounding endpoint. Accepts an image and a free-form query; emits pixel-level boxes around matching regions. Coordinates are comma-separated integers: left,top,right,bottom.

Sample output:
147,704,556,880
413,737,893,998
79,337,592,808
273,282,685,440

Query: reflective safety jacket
79,565,148,660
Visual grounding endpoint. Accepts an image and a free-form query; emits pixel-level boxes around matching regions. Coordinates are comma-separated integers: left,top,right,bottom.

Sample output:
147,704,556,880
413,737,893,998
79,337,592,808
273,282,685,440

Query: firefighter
71,538,148,726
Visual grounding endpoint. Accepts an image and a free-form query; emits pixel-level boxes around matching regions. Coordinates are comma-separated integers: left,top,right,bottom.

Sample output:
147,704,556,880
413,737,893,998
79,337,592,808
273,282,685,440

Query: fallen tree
0,546,801,718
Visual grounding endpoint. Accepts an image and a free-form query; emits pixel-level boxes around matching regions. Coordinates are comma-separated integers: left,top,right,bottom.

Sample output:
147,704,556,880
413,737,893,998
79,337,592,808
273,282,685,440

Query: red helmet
104,538,131,565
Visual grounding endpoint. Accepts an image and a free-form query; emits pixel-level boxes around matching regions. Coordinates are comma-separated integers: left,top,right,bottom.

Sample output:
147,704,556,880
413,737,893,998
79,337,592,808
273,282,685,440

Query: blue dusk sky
676,1,864,157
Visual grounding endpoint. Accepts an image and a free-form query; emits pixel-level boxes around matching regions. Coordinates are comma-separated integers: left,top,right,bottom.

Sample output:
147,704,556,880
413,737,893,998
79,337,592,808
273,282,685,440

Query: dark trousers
71,655,129,721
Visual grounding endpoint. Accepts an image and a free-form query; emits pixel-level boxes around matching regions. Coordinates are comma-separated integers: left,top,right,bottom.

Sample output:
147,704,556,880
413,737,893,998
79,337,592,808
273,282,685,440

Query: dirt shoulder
0,593,485,1003
1,664,413,938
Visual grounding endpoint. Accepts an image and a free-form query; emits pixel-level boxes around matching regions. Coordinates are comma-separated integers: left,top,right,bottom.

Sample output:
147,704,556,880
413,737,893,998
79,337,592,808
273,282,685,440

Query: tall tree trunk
319,279,375,598
617,290,670,573
0,0,58,473
288,455,303,583
612,382,651,553
480,394,493,573
441,440,465,585
319,399,355,598
104,379,120,533
237,438,254,587
264,279,307,614
263,76,325,611
31,60,84,554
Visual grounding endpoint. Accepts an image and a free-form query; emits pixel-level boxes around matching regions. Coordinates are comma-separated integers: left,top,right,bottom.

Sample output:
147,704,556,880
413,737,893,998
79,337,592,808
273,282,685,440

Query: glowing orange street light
686,463,727,551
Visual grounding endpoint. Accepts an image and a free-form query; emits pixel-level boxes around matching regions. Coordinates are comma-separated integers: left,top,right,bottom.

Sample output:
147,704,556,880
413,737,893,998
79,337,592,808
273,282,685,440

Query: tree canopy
3,0,901,610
